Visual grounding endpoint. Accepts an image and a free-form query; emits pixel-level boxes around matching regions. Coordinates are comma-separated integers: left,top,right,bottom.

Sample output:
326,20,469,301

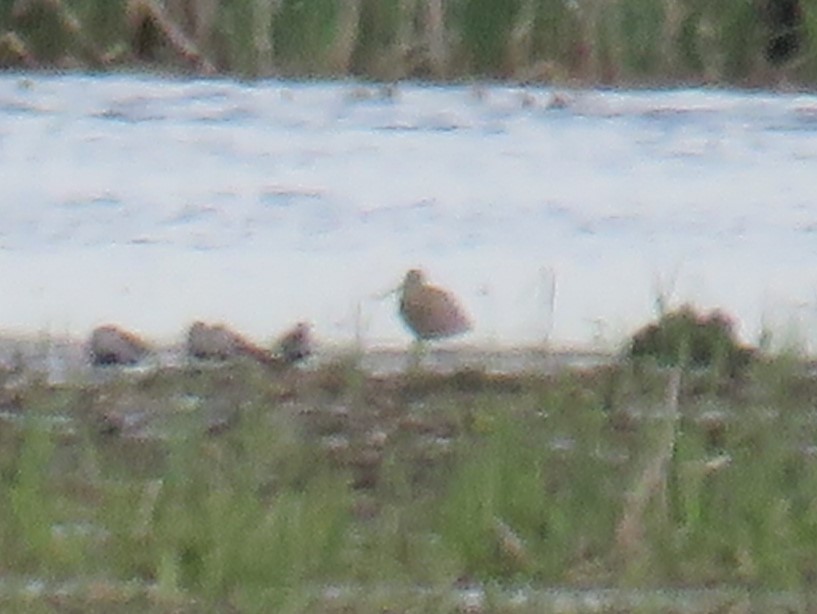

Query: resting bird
399,269,471,342
186,321,274,366
274,321,313,365
88,325,150,366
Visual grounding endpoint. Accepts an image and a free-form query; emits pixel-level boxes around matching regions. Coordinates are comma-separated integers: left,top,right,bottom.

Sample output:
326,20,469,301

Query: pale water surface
1,73,817,352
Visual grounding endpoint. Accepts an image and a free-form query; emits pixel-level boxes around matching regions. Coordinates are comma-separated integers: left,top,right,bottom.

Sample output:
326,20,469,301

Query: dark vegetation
0,0,813,87
628,305,756,377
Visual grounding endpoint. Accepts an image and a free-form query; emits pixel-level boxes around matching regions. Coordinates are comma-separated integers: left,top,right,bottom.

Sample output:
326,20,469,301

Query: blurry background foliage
0,0,812,84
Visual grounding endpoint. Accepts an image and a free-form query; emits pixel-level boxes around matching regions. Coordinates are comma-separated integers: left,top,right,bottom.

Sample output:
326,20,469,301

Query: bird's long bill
372,280,403,300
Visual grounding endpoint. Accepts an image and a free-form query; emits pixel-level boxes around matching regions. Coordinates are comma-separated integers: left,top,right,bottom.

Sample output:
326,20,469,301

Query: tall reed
0,0,812,84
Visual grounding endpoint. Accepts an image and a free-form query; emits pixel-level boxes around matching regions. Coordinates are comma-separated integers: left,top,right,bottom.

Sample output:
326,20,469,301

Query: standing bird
274,321,313,365
399,269,471,342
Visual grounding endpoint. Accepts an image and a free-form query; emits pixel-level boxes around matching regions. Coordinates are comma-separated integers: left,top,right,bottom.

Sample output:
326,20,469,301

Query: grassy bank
0,348,817,611
0,0,814,87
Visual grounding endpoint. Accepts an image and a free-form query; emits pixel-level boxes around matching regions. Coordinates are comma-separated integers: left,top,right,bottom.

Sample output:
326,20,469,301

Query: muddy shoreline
0,333,613,380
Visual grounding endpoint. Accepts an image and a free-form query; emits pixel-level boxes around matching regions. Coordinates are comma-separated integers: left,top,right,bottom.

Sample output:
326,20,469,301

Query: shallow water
1,74,816,352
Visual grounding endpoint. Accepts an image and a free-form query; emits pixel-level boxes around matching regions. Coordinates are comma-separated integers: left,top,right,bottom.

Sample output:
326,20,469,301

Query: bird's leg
408,338,427,371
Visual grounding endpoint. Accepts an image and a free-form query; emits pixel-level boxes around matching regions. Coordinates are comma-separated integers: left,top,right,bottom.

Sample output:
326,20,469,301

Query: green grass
0,353,817,610
0,0,812,85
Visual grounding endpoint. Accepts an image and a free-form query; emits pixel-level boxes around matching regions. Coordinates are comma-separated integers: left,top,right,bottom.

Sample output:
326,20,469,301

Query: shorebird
88,325,150,366
186,321,274,366
274,321,313,365
398,269,471,342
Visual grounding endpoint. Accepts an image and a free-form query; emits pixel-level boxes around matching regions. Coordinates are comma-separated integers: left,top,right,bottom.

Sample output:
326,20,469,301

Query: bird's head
403,269,426,291
372,268,428,301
